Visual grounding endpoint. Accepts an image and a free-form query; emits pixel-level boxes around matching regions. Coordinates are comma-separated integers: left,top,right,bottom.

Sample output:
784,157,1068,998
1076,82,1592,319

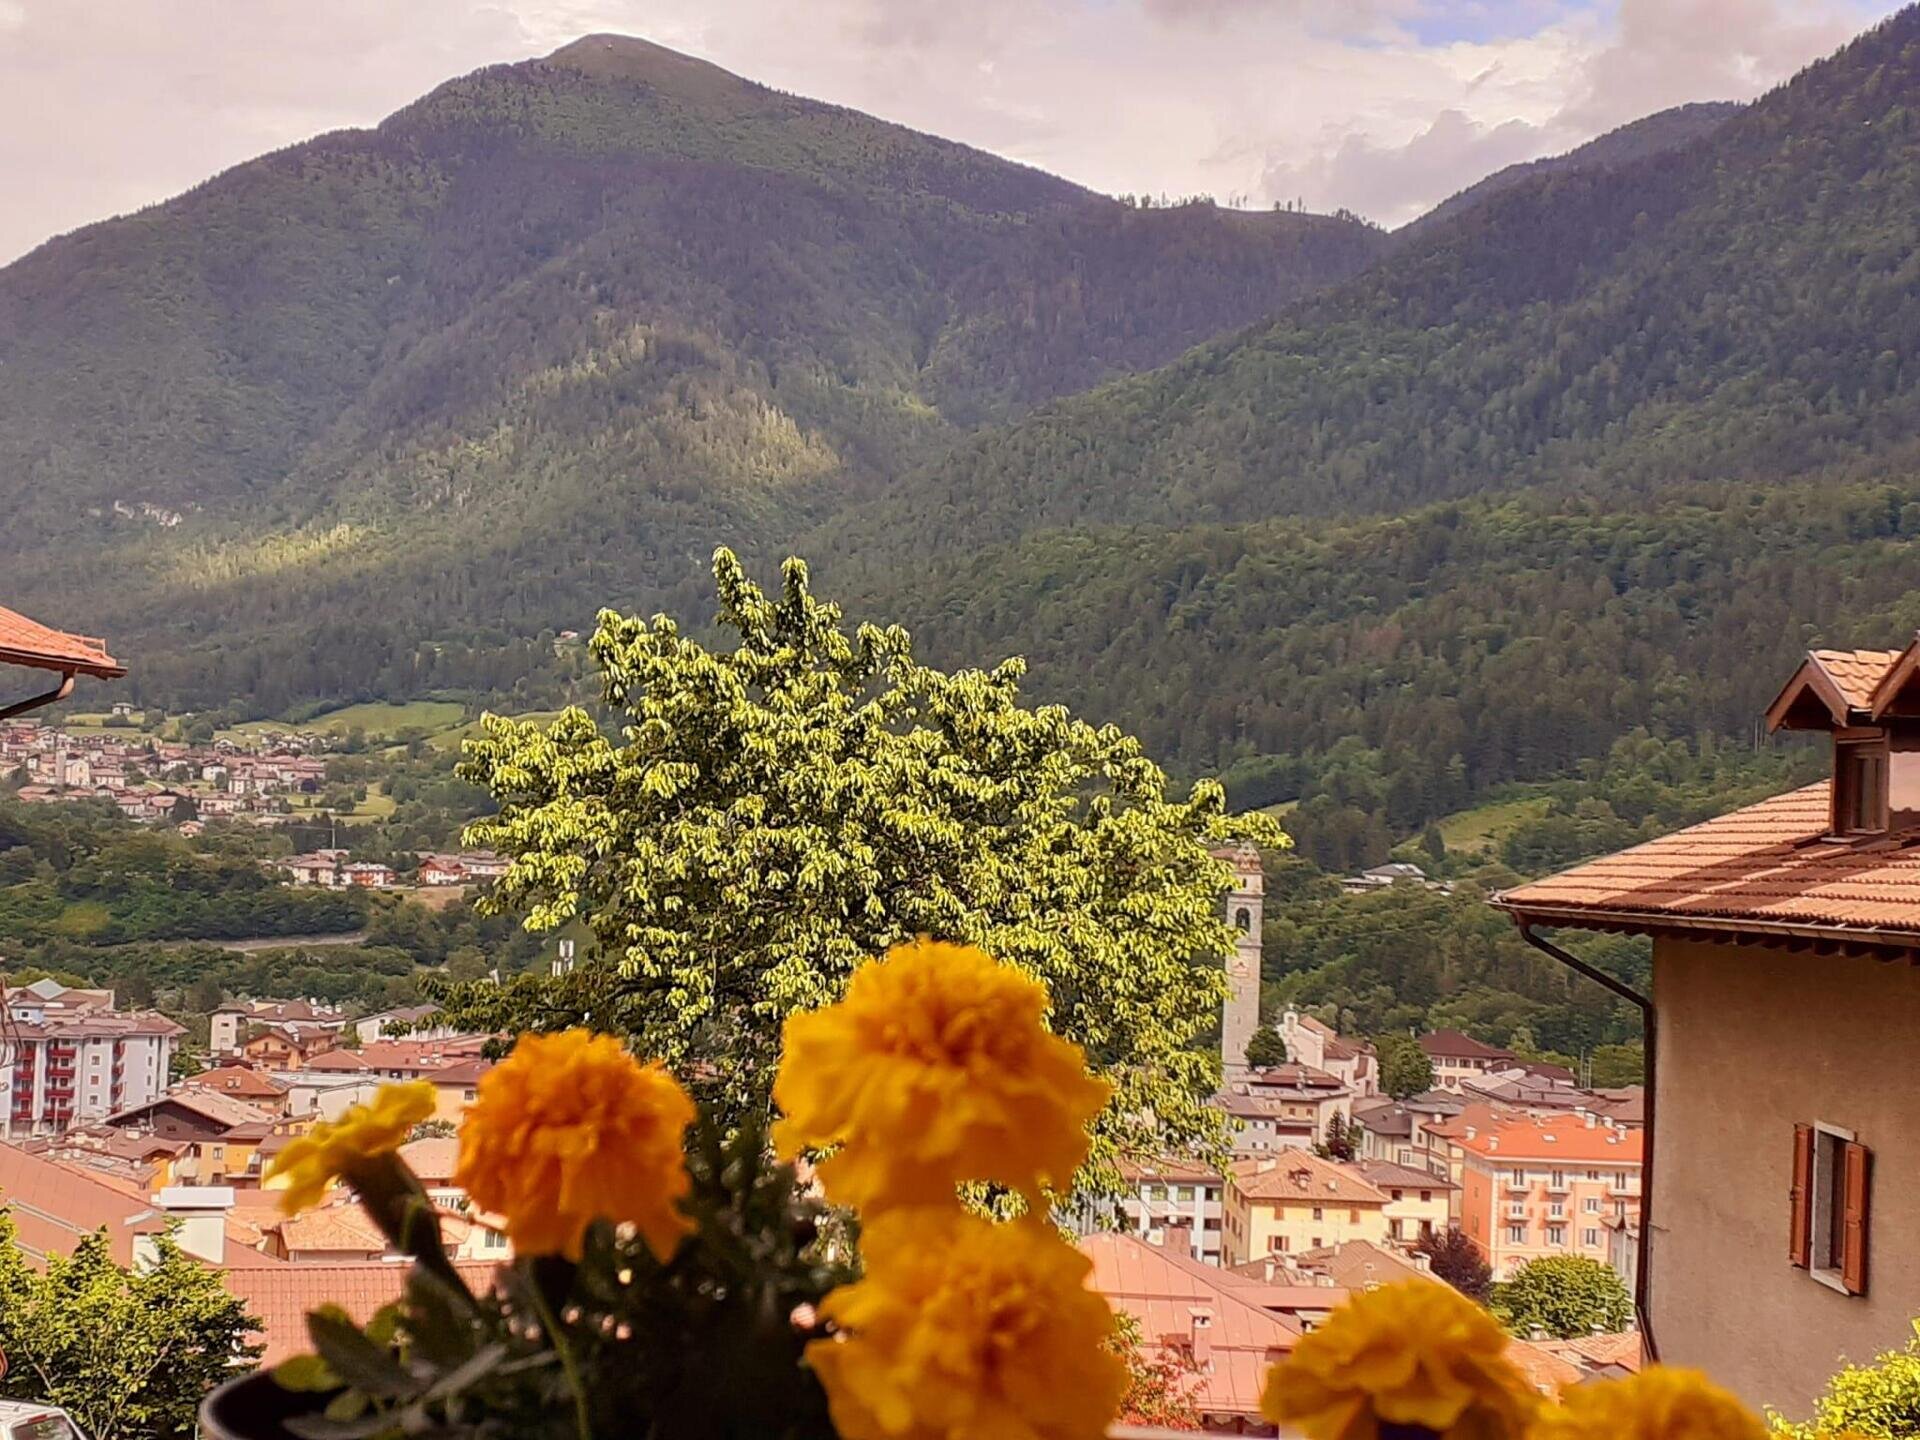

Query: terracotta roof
1429,1106,1643,1165
271,1205,387,1256
1540,1331,1646,1374
1418,1029,1515,1061
1117,1155,1224,1186
426,1058,491,1085
0,1142,165,1266
1291,1239,1433,1291
1081,1232,1298,1420
398,1137,461,1184
109,1090,273,1131
225,1260,502,1365
1813,649,1905,711
0,604,125,679
1498,781,1920,941
1508,1338,1588,1395
1354,1161,1457,1192
1229,1153,1390,1206
303,1050,370,1072
183,1065,288,1099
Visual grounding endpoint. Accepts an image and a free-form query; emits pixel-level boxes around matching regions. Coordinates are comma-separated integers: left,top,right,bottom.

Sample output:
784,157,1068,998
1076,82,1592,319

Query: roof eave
1494,895,1920,961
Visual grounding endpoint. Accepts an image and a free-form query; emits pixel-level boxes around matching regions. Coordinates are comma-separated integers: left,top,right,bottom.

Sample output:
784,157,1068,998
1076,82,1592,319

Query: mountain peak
544,34,747,99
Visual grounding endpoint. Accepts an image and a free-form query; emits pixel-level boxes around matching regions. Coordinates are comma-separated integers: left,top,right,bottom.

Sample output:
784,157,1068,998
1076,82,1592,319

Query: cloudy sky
0,0,1900,263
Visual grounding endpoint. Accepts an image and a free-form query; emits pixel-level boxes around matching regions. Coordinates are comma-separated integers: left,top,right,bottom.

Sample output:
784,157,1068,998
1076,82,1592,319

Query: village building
1214,1063,1354,1159
1416,1029,1518,1090
1426,1106,1642,1282
1352,1160,1456,1248
1349,1091,1465,1177
1497,640,1920,1406
1091,1155,1227,1265
1275,1007,1378,1096
1221,1152,1393,1265
0,982,185,1139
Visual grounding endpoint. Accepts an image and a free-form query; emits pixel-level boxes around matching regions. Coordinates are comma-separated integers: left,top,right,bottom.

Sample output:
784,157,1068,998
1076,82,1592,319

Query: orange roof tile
1229,1152,1390,1206
1508,1338,1588,1395
1810,649,1904,711
0,604,125,679
1081,1232,1298,1420
1499,782,1920,941
225,1260,502,1365
0,1141,166,1266
1429,1105,1642,1165
272,1205,387,1256
398,1137,460,1184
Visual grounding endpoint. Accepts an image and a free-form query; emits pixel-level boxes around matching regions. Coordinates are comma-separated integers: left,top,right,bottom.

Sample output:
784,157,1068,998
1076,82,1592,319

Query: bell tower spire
1213,842,1264,1078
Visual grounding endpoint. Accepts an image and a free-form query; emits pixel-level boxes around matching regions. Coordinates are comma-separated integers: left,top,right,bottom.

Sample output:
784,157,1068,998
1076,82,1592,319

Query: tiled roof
1230,1153,1389,1205
272,1206,387,1256
0,604,125,678
399,1137,461,1184
1540,1331,1646,1374
1810,648,1904,711
1429,1105,1643,1165
1417,1029,1514,1061
0,1141,165,1266
225,1260,502,1365
1081,1232,1298,1420
1354,1161,1456,1192
110,1090,273,1130
1508,1339,1587,1395
303,1050,370,1071
1291,1239,1432,1291
183,1065,288,1099
427,1058,491,1085
1499,782,1920,939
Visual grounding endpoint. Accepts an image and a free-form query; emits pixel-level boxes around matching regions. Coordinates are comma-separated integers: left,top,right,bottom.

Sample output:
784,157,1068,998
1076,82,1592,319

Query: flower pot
199,1371,335,1440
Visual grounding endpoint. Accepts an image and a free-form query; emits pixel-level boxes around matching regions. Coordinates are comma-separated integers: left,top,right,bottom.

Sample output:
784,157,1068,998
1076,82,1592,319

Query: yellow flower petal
265,1081,436,1216
1530,1367,1768,1440
454,1029,694,1261
773,939,1111,1213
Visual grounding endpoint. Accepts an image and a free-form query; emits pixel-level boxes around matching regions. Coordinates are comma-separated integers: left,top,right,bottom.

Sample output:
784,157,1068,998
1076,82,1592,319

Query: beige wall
1654,938,1920,1417
1222,1185,1389,1265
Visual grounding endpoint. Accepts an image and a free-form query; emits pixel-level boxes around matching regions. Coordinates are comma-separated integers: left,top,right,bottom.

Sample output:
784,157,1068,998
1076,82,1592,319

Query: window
1547,1225,1567,1246
1391,1189,1404,1201
1420,1190,1433,1203
1311,1236,1323,1249
1510,1168,1526,1187
1792,1123,1871,1295
1587,1169,1601,1182
1348,1209,1360,1224
1549,1201,1564,1218
1584,1229,1601,1248
1269,1235,1289,1253
1507,1225,1526,1245
1390,1219,1404,1240
1835,741,1888,835
1311,1206,1324,1221
1584,1197,1601,1213
1549,1169,1566,1189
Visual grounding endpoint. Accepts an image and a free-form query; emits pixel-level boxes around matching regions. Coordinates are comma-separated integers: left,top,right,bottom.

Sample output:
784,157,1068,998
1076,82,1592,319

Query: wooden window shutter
1789,1124,1813,1267
1842,1141,1872,1296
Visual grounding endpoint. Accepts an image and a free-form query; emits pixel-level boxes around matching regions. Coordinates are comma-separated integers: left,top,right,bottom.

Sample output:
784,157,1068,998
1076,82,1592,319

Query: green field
426,710,566,753
1434,794,1551,855
299,701,468,739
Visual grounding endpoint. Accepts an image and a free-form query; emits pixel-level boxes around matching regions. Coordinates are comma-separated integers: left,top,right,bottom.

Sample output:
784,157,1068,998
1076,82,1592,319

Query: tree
1771,1319,1920,1437
1317,1112,1357,1162
1489,1255,1632,1339
1417,1226,1492,1303
183,976,225,1014
117,966,157,1009
1244,1025,1288,1069
1375,1034,1436,1100
436,552,1283,1193
410,1118,459,1141
1109,1312,1202,1431
0,1215,260,1439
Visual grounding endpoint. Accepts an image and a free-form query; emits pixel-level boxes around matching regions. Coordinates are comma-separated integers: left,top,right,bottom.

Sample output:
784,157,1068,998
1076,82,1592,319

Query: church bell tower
1213,842,1264,1078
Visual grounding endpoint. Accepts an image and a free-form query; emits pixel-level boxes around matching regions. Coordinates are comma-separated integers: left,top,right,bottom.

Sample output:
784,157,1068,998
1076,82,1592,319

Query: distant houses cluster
272,848,508,891
2,718,327,825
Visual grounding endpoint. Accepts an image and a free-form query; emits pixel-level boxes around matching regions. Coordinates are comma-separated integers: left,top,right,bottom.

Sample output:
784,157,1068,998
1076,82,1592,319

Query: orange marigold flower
808,1208,1125,1440
454,1029,694,1261
266,1081,435,1216
1260,1280,1540,1440
1529,1367,1769,1440
772,938,1111,1212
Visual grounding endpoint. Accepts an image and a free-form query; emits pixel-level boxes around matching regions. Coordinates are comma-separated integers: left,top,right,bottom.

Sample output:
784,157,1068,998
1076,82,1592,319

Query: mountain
876,9,1920,548
1401,101,1740,238
11,12,1920,856
0,33,1384,695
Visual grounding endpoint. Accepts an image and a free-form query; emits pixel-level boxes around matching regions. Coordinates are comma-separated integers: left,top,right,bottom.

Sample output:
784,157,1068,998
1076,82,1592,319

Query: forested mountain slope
1400,101,1739,239
0,33,1385,683
884,9,1920,546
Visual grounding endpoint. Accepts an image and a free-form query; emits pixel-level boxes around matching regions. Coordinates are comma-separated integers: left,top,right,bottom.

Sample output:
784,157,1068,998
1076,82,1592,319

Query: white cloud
0,0,1901,262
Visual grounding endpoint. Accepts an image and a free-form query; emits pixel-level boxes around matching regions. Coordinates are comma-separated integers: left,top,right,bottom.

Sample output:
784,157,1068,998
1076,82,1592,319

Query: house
424,1057,493,1122
209,998,347,1056
1080,1232,1299,1430
181,1064,290,1109
103,1089,274,1143
340,861,394,888
1426,1106,1641,1282
1213,1063,1353,1159
242,1024,337,1071
1496,641,1920,1407
1094,1155,1227,1264
1416,1029,1517,1090
1222,1152,1392,1266
1352,1160,1456,1248
416,854,468,886
262,1204,388,1262
1349,1091,1464,1177
1340,862,1451,896
0,1141,168,1266
353,1003,457,1046
225,1261,504,1365
1275,1008,1378,1097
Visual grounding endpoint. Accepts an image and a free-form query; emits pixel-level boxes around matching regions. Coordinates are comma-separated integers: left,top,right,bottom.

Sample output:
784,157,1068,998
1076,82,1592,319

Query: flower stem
527,1283,591,1440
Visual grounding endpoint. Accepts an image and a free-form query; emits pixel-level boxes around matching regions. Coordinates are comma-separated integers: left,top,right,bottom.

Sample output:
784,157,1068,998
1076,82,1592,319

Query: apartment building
0,984,184,1139
1430,1106,1642,1281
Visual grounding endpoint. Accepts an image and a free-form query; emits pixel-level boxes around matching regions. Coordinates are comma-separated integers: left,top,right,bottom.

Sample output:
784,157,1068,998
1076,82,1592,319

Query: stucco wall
1653,937,1920,1416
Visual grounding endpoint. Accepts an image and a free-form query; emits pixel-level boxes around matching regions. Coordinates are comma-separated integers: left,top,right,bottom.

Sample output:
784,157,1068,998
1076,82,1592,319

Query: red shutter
1789,1124,1813,1268
1842,1141,1872,1296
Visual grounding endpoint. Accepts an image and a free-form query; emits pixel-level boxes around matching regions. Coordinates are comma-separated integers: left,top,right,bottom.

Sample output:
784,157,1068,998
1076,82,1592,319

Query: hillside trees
434,551,1283,1193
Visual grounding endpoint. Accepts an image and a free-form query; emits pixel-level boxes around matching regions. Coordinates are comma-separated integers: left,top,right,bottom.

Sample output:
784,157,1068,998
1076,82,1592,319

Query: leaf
276,1353,344,1393
307,1308,414,1399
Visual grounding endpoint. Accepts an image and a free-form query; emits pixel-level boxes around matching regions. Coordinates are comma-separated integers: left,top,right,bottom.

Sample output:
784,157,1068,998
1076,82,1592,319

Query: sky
0,0,1902,264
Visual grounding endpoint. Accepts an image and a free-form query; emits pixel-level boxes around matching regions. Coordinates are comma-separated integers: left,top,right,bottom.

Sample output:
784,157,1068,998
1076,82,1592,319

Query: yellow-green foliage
1771,1321,1920,1437
437,549,1285,1197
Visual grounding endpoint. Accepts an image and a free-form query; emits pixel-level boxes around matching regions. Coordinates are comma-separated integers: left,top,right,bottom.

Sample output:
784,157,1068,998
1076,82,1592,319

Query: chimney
152,1185,235,1266
1188,1306,1214,1366
1585,1112,1597,1129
